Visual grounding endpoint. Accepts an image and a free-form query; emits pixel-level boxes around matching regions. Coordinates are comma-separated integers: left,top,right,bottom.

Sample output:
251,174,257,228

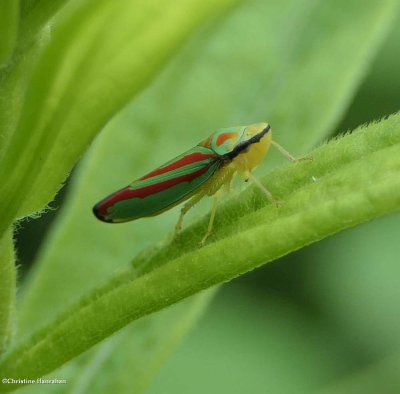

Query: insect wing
93,146,220,222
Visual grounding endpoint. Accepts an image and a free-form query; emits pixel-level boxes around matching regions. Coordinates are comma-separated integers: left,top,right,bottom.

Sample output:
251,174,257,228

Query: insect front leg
271,140,313,162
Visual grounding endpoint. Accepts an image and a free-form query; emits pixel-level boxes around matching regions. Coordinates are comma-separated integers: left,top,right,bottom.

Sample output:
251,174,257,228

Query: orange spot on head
216,132,238,147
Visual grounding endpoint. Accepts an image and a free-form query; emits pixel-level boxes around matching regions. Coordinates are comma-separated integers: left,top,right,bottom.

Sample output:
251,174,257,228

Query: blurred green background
8,1,400,393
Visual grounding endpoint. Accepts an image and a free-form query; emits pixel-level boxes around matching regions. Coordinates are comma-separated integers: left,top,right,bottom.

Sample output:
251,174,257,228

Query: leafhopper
93,123,307,244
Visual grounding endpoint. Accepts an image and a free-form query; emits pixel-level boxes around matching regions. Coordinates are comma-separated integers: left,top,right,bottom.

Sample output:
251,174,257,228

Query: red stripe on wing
140,151,216,180
94,166,211,219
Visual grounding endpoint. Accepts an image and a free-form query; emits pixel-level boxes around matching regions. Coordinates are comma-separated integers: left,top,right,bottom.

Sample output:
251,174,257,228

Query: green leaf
14,292,216,394
0,0,239,240
2,112,400,390
0,0,239,388
12,0,399,390
0,230,16,356
67,291,216,394
14,111,221,394
18,0,398,331
0,0,76,163
19,0,70,46
0,0,19,66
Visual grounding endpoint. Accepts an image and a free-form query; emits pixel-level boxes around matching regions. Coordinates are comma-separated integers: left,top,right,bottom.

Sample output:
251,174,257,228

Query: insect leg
199,193,219,247
271,140,313,162
174,192,205,238
246,171,280,206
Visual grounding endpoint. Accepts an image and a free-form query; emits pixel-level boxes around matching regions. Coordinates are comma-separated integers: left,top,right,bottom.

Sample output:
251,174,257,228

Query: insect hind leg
174,192,205,239
199,194,219,247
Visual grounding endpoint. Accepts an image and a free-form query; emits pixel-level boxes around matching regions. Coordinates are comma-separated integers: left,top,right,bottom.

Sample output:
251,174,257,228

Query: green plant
0,0,399,393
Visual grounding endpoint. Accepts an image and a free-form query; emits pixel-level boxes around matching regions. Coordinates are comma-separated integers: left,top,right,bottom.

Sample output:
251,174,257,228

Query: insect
93,123,306,245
